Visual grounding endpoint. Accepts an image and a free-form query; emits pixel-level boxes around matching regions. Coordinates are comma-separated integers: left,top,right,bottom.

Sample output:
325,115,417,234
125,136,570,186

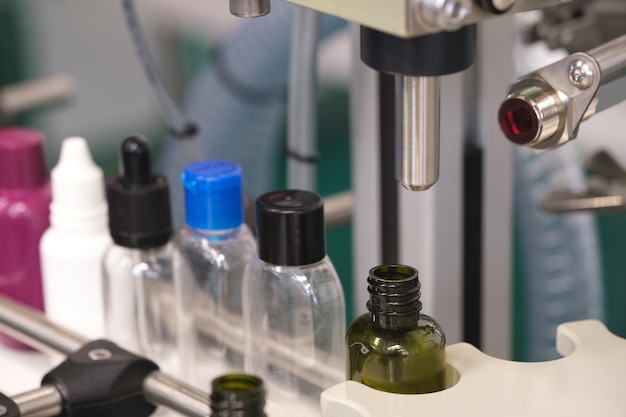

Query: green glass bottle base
346,313,448,394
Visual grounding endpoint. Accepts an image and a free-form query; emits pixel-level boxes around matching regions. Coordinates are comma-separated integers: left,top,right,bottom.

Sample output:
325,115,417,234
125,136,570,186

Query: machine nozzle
395,75,440,191
229,0,270,18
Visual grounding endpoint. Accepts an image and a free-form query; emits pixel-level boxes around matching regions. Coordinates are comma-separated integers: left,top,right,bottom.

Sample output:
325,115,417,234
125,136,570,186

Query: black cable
120,0,197,140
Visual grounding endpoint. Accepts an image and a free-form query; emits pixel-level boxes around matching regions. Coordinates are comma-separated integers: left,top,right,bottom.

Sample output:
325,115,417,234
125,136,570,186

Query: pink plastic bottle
0,127,51,348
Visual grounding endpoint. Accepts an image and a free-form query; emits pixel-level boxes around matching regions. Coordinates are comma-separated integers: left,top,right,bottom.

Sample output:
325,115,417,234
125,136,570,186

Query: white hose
287,7,321,191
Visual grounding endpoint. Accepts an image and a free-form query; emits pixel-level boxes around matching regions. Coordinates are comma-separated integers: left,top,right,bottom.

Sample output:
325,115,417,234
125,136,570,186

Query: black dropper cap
256,189,325,266
106,135,172,249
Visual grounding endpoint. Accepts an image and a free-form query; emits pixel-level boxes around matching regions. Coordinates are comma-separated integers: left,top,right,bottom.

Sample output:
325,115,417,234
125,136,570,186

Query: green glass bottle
210,374,267,417
346,264,446,394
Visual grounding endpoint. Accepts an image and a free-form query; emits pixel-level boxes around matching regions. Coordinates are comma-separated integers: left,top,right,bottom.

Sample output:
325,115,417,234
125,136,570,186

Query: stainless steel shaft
0,294,84,355
229,0,270,18
13,386,63,417
143,371,209,417
589,33,626,85
395,75,441,191
0,294,211,417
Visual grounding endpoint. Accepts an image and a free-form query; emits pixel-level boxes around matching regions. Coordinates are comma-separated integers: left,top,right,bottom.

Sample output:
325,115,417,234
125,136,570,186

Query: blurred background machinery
1,0,626,391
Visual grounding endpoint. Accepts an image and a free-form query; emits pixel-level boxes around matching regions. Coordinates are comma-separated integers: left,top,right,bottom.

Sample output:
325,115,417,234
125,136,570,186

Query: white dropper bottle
40,137,111,342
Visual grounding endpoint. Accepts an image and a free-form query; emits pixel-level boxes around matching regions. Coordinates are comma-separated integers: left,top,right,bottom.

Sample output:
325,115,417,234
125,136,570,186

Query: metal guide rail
0,294,208,417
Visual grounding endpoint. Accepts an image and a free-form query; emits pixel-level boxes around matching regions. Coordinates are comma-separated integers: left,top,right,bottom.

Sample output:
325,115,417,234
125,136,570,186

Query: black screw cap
256,190,326,266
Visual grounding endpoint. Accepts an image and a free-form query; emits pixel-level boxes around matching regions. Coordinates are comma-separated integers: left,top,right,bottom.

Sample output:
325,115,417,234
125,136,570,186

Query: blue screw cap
181,160,244,230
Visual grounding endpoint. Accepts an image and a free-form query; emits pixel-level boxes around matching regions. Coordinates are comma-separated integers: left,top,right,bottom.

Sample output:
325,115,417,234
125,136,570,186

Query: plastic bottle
0,127,50,349
40,137,110,340
174,160,256,386
242,189,345,416
210,374,267,417
346,264,447,394
103,136,177,373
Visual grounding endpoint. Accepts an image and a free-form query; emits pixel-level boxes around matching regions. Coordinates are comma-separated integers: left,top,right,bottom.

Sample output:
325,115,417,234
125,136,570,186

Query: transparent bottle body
174,225,256,386
346,313,446,394
242,256,346,416
102,243,178,374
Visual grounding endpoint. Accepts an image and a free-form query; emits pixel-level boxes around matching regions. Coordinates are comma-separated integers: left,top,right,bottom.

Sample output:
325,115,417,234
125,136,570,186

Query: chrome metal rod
229,0,270,18
0,295,85,356
324,191,353,229
395,75,440,191
13,386,63,417
143,371,209,417
589,33,626,85
0,295,213,417
0,75,75,115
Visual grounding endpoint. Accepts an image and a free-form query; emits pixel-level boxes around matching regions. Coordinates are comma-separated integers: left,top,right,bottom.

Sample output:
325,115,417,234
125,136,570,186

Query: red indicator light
498,98,539,145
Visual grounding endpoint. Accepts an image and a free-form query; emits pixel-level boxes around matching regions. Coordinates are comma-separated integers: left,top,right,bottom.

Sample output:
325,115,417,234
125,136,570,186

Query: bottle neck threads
210,374,266,417
367,264,422,329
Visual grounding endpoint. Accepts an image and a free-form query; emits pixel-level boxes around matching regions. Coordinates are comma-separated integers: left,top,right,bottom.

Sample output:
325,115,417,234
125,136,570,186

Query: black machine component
0,392,20,417
361,25,476,76
41,340,159,417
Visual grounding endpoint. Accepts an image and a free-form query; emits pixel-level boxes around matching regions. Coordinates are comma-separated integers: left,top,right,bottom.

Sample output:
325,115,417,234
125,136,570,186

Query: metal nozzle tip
229,0,270,18
399,181,437,192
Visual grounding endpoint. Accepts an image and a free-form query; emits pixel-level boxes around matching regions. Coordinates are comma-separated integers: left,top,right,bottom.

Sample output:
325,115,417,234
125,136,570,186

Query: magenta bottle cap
0,127,47,189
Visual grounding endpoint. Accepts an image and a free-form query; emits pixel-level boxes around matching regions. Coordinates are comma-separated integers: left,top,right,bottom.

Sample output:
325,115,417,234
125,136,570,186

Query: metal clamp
41,340,159,417
498,52,601,151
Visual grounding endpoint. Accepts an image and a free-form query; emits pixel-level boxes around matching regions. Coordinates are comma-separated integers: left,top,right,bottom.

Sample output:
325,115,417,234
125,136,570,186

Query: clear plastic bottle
243,190,345,416
174,160,256,386
0,127,50,349
103,244,175,368
346,264,446,394
103,136,177,373
210,374,266,417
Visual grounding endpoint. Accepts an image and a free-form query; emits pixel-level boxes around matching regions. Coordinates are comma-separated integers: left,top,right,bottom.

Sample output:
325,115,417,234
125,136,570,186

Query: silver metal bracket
280,0,569,38
502,52,601,152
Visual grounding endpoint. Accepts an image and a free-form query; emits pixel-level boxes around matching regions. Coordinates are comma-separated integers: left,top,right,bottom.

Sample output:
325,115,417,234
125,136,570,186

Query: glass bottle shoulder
346,313,446,355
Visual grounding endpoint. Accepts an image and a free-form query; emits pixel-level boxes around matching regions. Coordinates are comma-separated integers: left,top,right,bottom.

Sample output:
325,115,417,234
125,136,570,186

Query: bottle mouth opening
369,264,417,282
367,264,422,317
210,374,265,414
